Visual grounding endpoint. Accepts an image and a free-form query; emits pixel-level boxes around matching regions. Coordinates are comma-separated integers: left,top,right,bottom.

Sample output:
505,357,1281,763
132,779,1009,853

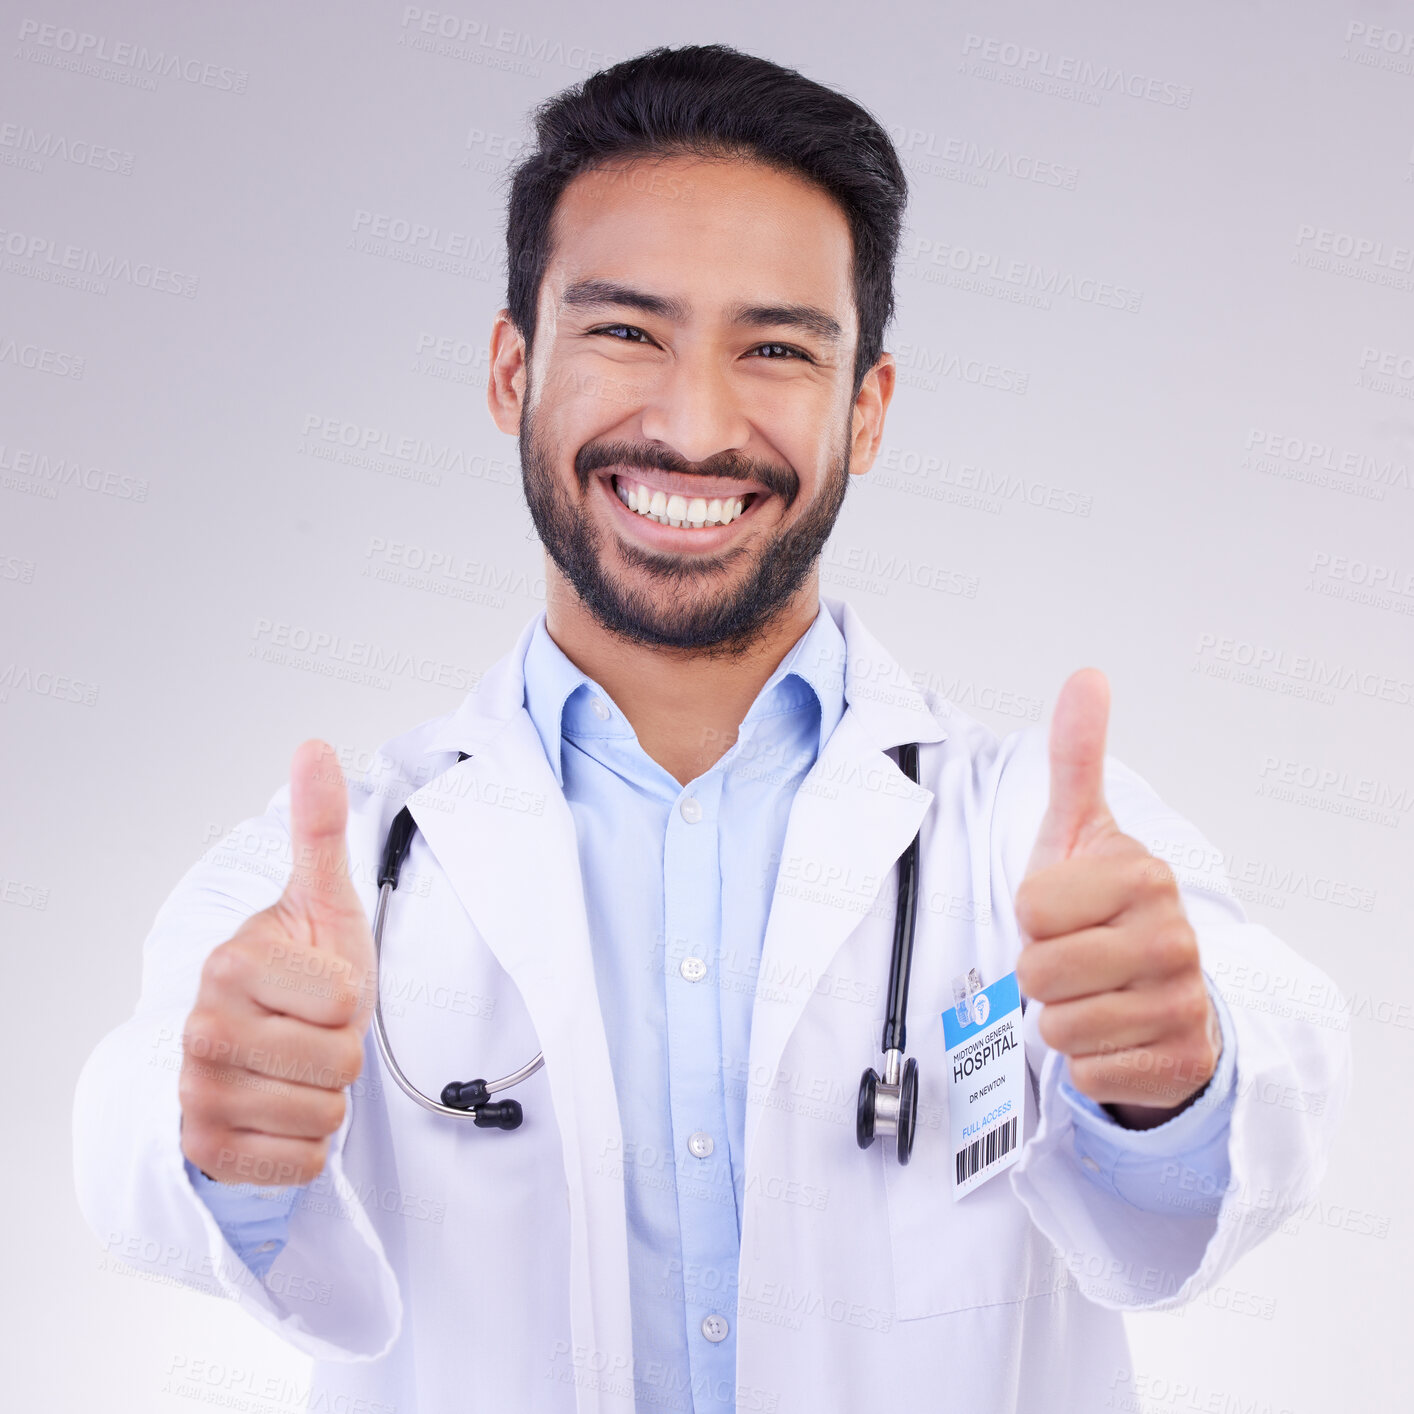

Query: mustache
576,439,797,502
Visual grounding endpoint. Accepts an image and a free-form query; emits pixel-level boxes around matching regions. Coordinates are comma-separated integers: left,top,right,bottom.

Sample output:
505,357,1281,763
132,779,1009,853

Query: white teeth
614,475,748,528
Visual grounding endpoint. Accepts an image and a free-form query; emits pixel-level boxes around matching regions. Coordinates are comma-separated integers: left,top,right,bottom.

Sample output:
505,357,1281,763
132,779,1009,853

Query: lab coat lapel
743,598,949,1166
405,627,636,1413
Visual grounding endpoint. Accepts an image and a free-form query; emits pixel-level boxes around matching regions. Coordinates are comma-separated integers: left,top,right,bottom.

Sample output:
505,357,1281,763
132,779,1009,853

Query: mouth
597,468,768,550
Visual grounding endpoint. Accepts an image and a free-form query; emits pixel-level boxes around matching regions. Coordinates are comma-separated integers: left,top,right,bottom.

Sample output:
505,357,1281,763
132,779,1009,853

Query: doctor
74,41,1350,1414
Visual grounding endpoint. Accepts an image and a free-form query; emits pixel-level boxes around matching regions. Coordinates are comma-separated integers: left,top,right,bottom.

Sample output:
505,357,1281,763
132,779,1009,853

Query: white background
4,1,1412,1409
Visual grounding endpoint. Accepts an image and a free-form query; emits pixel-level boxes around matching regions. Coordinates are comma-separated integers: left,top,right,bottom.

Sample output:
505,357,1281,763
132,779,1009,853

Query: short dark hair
500,42,908,402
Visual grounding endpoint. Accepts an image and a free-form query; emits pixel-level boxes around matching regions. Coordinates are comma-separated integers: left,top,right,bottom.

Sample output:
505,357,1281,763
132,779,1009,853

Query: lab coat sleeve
1057,972,1237,1212
994,724,1354,1310
71,786,403,1360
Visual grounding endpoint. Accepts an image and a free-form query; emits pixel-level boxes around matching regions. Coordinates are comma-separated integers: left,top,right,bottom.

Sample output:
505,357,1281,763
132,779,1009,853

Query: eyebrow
560,278,843,345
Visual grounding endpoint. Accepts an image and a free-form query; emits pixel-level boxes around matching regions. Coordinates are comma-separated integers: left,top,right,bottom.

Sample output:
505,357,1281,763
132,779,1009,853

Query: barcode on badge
955,1116,1018,1186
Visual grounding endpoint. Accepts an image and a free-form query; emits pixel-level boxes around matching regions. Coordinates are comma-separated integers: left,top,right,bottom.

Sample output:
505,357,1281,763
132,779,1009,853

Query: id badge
943,970,1025,1199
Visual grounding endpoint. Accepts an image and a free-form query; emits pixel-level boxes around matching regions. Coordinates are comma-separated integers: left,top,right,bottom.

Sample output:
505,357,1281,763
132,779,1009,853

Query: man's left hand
1012,668,1222,1128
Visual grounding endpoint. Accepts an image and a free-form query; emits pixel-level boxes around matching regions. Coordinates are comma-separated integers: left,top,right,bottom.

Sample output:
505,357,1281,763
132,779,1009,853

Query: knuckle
204,942,253,993
1013,877,1032,919
325,966,362,1021
182,1006,230,1058
1017,950,1056,1002
181,1122,223,1174
1014,878,1043,934
306,1136,332,1181
1037,1006,1064,1051
1014,949,1039,994
1153,923,1197,973
1178,981,1210,1031
1067,1055,1097,1096
177,1063,214,1116
338,1031,367,1083
1132,854,1173,898
320,1087,348,1135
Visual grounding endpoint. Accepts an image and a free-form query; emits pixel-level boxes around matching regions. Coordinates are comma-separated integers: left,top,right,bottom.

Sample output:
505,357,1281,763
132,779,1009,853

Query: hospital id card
943,970,1025,1200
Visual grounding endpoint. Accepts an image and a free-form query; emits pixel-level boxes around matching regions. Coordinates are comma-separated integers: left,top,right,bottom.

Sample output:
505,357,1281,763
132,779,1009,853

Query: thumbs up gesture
1013,671,1222,1127
179,741,377,1186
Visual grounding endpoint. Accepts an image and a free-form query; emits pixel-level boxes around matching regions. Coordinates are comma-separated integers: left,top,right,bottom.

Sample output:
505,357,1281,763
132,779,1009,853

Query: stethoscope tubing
370,744,924,1152
371,878,545,1118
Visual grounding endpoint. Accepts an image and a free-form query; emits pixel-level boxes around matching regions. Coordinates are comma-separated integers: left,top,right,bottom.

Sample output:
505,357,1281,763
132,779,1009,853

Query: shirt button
700,1314,729,1343
589,697,611,720
687,1131,715,1159
679,956,708,983
256,1241,277,1252
1081,1156,1100,1173
679,796,703,823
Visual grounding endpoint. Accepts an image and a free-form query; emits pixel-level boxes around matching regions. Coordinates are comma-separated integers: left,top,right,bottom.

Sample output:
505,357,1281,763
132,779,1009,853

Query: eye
589,324,652,344
588,325,814,363
749,342,812,362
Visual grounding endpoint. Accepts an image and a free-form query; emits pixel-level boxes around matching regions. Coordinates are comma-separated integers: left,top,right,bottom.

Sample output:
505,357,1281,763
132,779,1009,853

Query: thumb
283,738,364,938
1025,668,1116,875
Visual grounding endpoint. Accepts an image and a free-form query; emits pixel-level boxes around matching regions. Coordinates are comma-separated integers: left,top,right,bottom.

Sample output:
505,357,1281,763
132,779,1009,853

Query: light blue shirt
187,601,1236,1404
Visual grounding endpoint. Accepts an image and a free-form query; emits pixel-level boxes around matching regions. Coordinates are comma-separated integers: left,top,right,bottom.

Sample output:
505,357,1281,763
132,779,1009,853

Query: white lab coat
73,594,1352,1414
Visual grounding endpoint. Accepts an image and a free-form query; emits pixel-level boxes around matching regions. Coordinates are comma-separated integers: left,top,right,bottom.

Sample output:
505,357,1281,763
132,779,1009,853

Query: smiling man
504,152,872,786
74,42,1350,1414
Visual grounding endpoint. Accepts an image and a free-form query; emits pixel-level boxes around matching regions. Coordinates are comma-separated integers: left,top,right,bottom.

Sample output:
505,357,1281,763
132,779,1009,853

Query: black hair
499,42,908,402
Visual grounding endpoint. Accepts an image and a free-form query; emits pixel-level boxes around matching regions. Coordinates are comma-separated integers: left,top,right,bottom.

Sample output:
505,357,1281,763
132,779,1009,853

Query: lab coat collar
423,592,946,763
518,597,851,789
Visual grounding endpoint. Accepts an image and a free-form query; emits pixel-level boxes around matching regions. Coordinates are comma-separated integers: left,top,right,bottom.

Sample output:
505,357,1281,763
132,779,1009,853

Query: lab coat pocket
881,1007,1060,1320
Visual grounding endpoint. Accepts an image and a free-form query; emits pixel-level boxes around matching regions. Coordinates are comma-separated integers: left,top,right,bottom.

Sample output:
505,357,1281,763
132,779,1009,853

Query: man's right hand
179,739,377,1187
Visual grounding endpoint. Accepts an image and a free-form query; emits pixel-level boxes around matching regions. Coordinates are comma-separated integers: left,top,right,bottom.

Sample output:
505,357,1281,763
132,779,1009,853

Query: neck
543,569,823,787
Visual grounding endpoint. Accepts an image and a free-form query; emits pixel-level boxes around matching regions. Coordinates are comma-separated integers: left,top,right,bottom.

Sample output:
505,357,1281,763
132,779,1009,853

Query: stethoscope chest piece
857,1053,919,1164
856,741,925,1166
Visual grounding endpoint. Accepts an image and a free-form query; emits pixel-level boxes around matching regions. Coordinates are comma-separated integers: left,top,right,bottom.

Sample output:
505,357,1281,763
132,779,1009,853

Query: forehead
543,153,857,328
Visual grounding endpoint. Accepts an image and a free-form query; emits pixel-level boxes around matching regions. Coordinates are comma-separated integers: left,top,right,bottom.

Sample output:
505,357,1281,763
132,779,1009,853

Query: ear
848,351,896,480
487,310,529,435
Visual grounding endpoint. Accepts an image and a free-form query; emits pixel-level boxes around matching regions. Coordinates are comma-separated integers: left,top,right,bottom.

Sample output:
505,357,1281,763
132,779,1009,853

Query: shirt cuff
1057,972,1236,1212
184,1158,302,1279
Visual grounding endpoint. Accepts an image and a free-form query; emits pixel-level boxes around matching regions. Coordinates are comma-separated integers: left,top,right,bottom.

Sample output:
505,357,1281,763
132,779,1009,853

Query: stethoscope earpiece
439,1078,526,1130
370,754,544,1127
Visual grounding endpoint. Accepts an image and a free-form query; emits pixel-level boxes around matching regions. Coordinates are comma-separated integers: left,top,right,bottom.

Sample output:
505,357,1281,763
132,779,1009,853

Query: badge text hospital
943,970,1025,1198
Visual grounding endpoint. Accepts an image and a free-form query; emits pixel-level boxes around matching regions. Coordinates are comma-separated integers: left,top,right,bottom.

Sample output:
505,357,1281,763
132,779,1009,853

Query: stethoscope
372,743,927,1163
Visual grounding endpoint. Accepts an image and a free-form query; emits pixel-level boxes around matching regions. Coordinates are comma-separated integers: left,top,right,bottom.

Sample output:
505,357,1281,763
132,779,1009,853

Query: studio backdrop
4,1,1410,1409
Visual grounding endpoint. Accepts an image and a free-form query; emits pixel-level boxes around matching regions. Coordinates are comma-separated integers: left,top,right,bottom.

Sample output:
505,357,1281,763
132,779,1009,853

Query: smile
612,473,756,528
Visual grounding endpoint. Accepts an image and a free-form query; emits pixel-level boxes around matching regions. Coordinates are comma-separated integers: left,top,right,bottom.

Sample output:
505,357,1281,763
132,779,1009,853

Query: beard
518,385,853,660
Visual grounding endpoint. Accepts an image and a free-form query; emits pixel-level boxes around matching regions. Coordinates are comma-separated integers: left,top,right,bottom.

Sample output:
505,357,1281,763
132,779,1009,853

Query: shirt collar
522,600,848,787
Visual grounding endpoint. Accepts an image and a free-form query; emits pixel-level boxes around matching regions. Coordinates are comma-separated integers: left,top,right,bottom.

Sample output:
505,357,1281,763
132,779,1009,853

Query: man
74,42,1350,1414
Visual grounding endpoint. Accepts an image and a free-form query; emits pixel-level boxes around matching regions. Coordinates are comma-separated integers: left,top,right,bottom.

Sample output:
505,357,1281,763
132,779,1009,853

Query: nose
637,347,752,468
